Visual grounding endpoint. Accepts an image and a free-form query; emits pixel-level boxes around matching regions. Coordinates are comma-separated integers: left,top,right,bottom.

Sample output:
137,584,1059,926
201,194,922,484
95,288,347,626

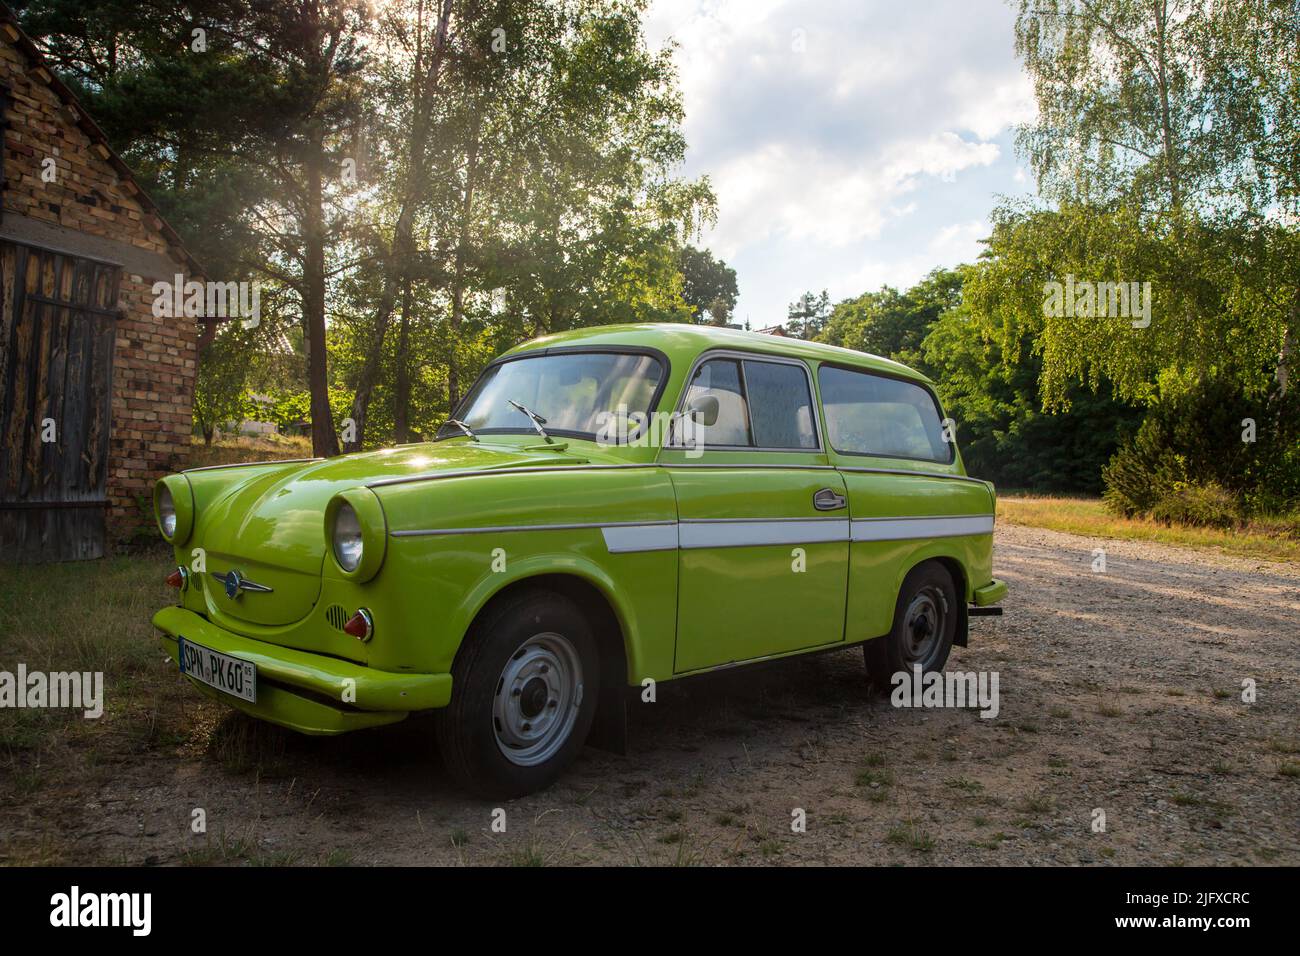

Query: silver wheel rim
902,586,947,669
493,632,584,767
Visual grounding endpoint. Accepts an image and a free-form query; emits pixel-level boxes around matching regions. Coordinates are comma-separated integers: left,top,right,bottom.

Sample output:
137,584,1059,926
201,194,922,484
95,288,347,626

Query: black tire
864,561,957,691
435,588,600,799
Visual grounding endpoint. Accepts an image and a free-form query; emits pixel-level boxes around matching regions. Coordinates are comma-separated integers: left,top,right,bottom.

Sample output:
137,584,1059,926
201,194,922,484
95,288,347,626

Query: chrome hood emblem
212,569,274,599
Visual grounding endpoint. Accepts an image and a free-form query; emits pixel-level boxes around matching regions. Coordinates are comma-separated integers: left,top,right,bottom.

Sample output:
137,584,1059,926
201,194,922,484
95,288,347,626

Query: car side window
818,365,952,463
742,359,818,449
681,356,818,450
683,358,751,446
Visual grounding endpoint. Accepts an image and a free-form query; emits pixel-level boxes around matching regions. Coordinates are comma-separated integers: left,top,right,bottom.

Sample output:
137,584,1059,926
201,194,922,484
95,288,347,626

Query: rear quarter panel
838,470,995,639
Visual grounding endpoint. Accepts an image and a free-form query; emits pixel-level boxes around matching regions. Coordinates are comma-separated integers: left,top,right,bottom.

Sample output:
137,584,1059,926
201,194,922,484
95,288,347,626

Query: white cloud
705,133,999,258
646,0,1035,321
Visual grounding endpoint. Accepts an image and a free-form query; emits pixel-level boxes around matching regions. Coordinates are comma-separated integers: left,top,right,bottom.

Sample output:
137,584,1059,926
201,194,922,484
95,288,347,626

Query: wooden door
0,241,121,561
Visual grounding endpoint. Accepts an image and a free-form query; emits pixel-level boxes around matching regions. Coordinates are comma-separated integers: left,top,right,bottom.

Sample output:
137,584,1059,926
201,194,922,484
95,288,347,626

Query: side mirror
687,394,719,427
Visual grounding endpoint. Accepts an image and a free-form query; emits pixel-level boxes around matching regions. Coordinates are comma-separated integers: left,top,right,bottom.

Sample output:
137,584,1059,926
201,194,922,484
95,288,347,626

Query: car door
660,352,849,674
816,363,995,641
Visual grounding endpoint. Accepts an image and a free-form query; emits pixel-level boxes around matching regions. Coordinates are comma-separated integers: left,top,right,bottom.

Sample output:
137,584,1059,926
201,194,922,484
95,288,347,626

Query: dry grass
0,434,315,862
997,495,1300,563
188,433,313,470
0,553,194,861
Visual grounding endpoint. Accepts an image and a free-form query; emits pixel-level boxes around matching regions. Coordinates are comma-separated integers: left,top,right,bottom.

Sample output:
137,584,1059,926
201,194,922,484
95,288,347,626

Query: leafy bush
1149,481,1240,529
1103,378,1300,520
1101,419,1188,517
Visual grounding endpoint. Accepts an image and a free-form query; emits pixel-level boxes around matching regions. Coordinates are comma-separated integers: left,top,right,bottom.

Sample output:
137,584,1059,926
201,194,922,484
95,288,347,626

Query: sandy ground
9,524,1300,865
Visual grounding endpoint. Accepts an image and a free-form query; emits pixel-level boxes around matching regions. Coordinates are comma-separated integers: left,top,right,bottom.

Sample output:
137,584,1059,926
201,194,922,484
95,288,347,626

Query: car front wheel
863,561,957,690
435,589,600,798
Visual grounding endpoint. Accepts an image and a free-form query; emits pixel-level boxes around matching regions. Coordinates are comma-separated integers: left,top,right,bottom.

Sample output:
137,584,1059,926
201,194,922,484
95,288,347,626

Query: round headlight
158,486,177,539
333,502,364,572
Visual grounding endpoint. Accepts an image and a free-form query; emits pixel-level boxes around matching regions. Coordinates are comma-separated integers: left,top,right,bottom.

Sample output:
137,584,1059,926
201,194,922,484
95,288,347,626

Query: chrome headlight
158,486,177,539
333,502,364,572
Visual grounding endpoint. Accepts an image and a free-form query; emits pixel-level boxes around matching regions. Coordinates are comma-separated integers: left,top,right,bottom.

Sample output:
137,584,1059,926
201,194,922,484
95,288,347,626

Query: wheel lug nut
511,687,521,696
522,722,531,732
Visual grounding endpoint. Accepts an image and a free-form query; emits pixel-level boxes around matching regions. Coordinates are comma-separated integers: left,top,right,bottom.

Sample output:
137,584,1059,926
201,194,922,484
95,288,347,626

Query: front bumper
152,606,453,735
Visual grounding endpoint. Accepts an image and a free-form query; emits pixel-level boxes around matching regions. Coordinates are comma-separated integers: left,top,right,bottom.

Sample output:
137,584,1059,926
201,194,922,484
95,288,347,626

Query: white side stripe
395,514,994,552
678,518,849,550
850,514,994,541
601,523,680,553
601,515,993,553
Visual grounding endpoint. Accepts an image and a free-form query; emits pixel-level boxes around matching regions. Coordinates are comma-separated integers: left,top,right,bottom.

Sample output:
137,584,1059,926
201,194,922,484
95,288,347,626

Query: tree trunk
1152,0,1182,212
394,279,413,443
304,129,339,458
1277,296,1297,399
445,119,483,416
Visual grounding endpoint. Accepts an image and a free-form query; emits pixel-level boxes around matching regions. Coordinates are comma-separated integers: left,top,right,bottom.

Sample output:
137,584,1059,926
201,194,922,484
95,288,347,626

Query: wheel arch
455,568,634,754
891,551,971,649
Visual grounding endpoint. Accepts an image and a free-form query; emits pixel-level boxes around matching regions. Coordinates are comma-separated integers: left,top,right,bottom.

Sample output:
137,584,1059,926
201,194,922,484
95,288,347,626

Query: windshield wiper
507,400,553,443
442,418,479,442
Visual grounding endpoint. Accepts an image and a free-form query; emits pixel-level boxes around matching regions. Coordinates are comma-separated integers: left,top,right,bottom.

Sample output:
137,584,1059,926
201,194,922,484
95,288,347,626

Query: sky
643,0,1039,327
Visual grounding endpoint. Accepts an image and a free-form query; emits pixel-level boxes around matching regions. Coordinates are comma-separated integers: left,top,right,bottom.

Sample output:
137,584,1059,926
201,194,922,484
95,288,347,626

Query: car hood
195,441,592,626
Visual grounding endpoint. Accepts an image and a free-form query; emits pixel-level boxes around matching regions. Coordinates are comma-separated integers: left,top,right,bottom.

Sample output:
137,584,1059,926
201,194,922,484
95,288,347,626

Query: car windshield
438,350,664,440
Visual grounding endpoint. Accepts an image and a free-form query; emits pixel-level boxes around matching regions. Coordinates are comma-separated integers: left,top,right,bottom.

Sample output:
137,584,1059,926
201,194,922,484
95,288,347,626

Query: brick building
0,6,200,561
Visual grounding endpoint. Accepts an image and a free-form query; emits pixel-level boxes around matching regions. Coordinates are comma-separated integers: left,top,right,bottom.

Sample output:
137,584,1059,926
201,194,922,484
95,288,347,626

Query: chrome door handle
813,487,847,511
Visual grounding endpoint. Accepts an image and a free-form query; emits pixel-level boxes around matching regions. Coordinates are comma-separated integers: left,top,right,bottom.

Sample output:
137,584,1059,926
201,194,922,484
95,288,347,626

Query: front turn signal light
343,609,374,642
166,567,189,590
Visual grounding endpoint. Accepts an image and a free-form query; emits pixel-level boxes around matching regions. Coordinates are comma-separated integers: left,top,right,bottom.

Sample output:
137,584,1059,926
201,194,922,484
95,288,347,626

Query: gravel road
24,524,1300,865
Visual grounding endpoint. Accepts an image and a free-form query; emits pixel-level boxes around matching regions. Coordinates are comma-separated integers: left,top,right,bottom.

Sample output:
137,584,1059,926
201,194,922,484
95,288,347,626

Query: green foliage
1101,380,1300,518
822,268,962,366
1149,481,1240,530
678,245,738,325
786,290,830,340
21,0,718,455
1101,420,1189,518
922,305,1142,494
193,323,257,444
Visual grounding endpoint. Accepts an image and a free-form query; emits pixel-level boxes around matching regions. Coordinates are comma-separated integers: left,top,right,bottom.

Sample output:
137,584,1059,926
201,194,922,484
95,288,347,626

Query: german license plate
178,637,257,704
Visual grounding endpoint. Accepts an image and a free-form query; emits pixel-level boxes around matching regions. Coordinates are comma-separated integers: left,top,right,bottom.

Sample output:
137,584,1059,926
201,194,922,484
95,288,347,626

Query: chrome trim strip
368,463,647,489
836,466,989,485
602,523,680,553
678,518,850,549
391,518,676,538
850,514,994,541
389,513,993,550
369,460,856,490
663,462,837,471
184,457,322,474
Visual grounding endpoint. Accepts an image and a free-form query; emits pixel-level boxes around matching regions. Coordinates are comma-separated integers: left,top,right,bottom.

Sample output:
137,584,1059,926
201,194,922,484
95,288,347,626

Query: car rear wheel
435,589,600,798
863,561,957,690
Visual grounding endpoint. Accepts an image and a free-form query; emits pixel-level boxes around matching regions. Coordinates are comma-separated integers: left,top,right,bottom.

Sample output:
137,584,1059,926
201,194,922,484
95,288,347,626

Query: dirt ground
7,524,1300,865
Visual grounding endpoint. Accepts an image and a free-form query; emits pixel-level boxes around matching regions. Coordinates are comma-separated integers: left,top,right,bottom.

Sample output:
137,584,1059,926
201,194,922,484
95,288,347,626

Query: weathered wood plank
1,241,120,560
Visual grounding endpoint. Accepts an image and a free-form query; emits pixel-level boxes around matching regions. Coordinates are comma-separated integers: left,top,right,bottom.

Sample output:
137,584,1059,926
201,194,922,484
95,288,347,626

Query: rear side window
818,365,952,463
742,360,817,448
681,356,818,450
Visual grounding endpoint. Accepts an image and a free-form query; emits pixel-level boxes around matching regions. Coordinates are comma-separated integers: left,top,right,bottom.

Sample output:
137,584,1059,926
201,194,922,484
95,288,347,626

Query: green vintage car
153,323,1006,797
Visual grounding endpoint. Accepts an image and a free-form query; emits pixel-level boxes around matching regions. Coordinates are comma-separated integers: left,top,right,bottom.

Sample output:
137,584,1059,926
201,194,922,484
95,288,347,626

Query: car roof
503,323,929,382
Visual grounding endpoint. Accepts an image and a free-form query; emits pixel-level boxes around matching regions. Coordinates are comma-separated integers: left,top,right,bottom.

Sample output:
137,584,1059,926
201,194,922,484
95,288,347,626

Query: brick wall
1,31,196,536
